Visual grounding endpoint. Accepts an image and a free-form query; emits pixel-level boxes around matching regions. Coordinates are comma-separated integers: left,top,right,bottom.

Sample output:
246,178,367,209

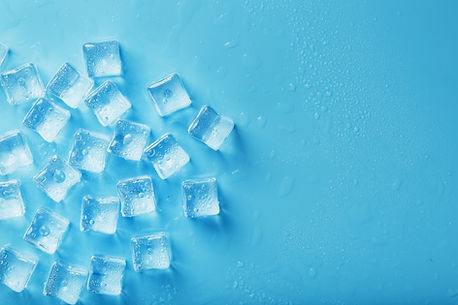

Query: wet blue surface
0,0,458,304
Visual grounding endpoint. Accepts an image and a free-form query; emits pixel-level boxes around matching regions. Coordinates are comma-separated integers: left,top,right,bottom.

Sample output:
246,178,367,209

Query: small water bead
53,169,66,183
122,133,132,145
39,225,50,236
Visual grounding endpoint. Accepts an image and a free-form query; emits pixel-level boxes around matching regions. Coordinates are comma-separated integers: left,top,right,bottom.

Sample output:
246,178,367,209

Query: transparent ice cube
33,155,81,202
83,41,122,78
43,261,87,305
147,73,191,117
0,43,8,68
0,130,33,175
0,246,37,292
131,232,171,271
68,129,109,173
23,98,71,143
108,119,150,161
85,81,131,127
23,208,69,254
80,195,119,234
116,176,155,217
143,134,190,180
87,255,125,295
182,178,220,218
188,105,234,150
47,63,94,108
0,63,44,105
0,179,25,219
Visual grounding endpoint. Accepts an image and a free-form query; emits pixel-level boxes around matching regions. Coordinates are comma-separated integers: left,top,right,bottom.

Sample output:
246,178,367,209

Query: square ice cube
0,63,44,105
0,246,37,292
108,119,150,161
24,208,69,254
23,98,71,143
47,63,94,108
0,43,8,68
0,130,33,175
68,129,109,173
85,81,131,127
182,178,220,218
83,41,122,78
143,134,190,180
33,155,81,202
188,105,234,150
116,176,155,217
147,73,191,117
80,195,119,234
0,179,25,219
87,255,125,295
43,261,87,305
131,232,171,271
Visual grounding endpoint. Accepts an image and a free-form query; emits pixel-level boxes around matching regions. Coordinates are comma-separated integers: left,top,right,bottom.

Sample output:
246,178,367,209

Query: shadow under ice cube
131,232,171,271
0,246,37,292
43,261,87,305
0,179,25,219
87,255,125,295
23,208,69,254
0,63,44,105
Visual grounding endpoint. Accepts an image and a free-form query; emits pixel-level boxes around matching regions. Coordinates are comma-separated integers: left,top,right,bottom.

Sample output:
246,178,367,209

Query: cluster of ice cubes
0,40,233,303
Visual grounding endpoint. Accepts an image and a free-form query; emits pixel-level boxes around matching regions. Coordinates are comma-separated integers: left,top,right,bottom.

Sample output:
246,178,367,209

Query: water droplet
53,169,66,183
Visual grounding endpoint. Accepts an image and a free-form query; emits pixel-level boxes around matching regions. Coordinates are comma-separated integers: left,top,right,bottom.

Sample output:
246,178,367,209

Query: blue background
1,0,458,304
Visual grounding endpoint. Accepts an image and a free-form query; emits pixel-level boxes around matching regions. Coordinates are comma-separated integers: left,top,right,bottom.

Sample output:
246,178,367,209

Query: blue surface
0,0,458,304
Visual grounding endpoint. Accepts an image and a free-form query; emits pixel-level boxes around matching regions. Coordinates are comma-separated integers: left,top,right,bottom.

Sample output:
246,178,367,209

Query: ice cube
188,105,234,150
68,129,109,173
143,134,190,179
108,119,150,161
131,232,171,271
83,41,122,78
23,208,69,254
47,63,94,108
182,178,220,218
34,155,81,202
23,98,71,143
0,179,25,219
0,246,37,292
87,255,125,295
116,176,155,217
0,63,44,105
80,195,119,234
43,261,87,305
85,81,131,127
0,43,8,68
0,130,33,175
147,73,191,117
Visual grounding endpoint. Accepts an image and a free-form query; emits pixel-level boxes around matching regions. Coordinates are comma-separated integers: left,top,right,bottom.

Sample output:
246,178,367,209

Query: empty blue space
0,0,457,304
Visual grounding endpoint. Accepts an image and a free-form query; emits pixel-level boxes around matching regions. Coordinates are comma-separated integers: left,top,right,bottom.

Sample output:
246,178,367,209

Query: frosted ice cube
80,195,119,234
143,134,190,179
0,43,8,68
87,255,125,295
85,81,131,127
23,98,71,143
182,178,220,218
131,232,171,271
0,63,44,105
0,246,37,292
47,63,94,108
116,176,155,217
0,179,25,219
33,155,81,202
83,41,122,78
147,73,191,117
23,208,69,254
188,105,234,150
43,261,87,305
108,119,150,161
68,129,109,173
0,130,33,175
